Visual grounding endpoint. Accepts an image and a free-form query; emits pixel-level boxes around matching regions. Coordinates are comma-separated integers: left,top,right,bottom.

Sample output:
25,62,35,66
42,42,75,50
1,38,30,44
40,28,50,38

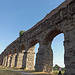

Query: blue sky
0,0,65,67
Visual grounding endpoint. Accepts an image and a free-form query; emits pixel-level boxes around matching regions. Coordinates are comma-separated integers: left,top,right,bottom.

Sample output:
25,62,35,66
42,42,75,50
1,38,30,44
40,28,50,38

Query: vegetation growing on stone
19,31,25,42
19,31,25,37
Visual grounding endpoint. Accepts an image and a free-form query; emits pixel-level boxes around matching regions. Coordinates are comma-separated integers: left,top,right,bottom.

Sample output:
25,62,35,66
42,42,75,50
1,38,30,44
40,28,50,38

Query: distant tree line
53,64,65,71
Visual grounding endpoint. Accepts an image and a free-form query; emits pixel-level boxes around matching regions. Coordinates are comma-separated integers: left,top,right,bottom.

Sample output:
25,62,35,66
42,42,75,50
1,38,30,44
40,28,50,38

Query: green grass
53,70,65,75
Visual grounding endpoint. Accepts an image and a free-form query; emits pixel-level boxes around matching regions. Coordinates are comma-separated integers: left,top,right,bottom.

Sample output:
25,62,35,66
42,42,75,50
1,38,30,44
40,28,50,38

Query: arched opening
14,49,18,67
27,40,39,70
9,51,11,56
7,51,11,67
51,33,64,67
10,49,17,67
51,33,65,74
34,43,39,68
20,44,26,68
38,29,65,73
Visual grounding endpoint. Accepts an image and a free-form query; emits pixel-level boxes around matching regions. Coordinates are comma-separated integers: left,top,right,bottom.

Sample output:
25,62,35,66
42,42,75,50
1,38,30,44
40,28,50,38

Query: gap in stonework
51,33,65,68
34,43,39,68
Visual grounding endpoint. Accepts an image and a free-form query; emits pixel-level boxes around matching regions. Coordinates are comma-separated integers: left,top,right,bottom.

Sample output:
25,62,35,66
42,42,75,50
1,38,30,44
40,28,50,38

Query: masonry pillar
2,56,5,66
64,38,75,75
16,52,24,68
7,53,11,67
4,56,8,66
0,57,3,65
0,55,1,65
6,55,9,66
10,53,17,67
62,14,75,75
2,55,7,66
22,51,26,68
16,48,24,68
24,45,35,70
0,59,2,65
64,34,75,74
35,40,53,73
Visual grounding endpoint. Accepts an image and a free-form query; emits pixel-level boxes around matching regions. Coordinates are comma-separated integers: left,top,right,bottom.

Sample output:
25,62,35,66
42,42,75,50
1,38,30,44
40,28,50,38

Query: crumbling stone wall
0,0,75,75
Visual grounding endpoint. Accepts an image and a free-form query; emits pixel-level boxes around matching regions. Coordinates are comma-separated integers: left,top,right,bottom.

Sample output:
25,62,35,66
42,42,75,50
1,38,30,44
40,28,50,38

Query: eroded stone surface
0,0,75,74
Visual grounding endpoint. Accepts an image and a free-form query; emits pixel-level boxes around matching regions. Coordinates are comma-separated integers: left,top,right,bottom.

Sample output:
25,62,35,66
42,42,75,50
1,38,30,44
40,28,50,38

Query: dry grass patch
0,70,22,75
29,71,53,75
18,69,64,75
0,66,22,75
19,70,56,75
0,66,64,75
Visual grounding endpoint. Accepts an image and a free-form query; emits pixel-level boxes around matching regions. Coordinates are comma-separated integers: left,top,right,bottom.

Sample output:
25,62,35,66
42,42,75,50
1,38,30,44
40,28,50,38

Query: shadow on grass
0,69,22,75
33,74,55,75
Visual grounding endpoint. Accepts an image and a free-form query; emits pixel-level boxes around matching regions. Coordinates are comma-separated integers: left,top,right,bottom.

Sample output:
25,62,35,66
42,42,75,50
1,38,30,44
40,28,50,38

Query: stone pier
7,55,11,67
16,52,24,68
25,45,35,70
10,53,17,67
35,40,53,73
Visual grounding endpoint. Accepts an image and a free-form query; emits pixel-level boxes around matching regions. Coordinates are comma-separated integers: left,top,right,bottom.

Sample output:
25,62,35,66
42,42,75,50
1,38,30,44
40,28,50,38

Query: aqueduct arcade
0,0,75,75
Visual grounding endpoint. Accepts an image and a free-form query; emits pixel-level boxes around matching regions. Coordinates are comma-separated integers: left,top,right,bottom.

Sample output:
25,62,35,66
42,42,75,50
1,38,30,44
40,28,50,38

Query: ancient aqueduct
0,0,75,75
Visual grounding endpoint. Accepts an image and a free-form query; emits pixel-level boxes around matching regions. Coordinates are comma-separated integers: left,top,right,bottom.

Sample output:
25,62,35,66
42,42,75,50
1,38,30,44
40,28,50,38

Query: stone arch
30,40,38,47
45,25,75,74
44,29,64,54
13,49,17,53
2,53,6,66
14,48,18,67
21,44,25,52
45,30,63,42
10,49,17,67
7,50,12,67
35,28,65,73
24,39,39,70
8,50,12,56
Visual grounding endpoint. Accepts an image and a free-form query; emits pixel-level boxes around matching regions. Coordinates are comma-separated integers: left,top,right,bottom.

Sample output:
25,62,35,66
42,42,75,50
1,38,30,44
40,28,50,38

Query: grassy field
0,66,22,75
23,70,64,75
0,66,65,75
11,67,65,75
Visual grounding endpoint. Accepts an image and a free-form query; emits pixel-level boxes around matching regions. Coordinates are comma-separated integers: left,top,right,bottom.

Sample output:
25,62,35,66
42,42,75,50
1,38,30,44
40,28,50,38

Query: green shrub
19,31,25,37
19,31,25,42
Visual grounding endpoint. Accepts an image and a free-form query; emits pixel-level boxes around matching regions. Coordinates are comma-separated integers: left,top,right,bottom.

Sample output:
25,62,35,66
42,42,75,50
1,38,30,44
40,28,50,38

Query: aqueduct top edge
0,0,74,56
